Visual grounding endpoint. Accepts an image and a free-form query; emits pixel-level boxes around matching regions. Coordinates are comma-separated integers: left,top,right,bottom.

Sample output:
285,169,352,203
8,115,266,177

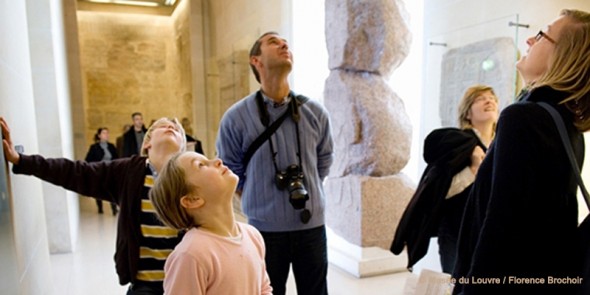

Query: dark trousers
96,199,118,215
438,223,458,274
126,282,163,295
260,225,328,295
438,192,469,274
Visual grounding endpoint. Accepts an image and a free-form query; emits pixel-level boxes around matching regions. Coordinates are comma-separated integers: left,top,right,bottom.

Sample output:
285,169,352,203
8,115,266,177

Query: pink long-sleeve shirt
163,222,272,295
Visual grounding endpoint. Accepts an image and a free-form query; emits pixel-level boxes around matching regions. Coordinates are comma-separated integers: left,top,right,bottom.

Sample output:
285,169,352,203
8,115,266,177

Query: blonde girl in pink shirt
149,151,272,295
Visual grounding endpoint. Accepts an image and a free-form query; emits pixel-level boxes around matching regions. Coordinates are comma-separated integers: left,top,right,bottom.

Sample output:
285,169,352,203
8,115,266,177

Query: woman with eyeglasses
453,9,590,295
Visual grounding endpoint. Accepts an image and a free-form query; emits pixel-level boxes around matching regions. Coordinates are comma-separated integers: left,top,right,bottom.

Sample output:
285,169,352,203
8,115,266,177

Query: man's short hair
249,31,279,83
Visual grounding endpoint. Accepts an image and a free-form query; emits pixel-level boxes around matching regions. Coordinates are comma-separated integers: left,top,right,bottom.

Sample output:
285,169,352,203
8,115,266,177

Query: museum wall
77,4,193,151
200,0,293,156
0,0,73,292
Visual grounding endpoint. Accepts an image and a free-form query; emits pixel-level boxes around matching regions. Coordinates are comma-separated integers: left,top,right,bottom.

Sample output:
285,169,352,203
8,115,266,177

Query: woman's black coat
85,142,119,163
453,86,584,294
391,127,484,270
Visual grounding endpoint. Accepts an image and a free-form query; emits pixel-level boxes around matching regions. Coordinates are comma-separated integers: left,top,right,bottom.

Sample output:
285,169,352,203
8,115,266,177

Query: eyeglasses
534,30,556,44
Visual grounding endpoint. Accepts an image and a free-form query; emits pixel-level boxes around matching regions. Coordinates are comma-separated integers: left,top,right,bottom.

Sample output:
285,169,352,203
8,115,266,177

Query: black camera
275,164,309,210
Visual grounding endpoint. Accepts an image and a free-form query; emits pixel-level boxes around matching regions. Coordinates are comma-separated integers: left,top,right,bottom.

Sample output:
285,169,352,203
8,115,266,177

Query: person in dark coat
453,9,590,295
122,112,148,157
116,124,131,159
391,85,498,273
181,117,204,154
85,127,119,215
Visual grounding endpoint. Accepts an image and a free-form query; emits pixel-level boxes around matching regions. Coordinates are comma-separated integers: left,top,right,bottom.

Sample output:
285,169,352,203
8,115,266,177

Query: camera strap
242,90,308,169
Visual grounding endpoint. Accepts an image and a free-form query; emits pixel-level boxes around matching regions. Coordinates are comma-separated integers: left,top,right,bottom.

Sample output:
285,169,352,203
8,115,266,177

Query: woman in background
181,117,204,154
438,85,498,273
391,84,498,274
85,127,119,215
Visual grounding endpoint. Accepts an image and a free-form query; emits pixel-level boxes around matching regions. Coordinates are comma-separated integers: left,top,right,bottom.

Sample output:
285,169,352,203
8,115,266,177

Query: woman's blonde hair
149,152,197,230
534,9,590,131
457,84,498,130
140,117,187,156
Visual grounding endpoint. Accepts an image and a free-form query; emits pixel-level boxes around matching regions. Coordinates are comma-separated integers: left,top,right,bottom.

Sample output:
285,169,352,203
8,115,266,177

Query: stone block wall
77,10,193,147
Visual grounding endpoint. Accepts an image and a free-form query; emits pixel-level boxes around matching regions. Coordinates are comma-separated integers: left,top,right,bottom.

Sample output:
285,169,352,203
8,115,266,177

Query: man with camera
216,31,334,295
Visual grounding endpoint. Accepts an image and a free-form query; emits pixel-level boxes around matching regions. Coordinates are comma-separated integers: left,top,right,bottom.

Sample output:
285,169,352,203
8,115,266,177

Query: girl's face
178,152,238,204
516,15,571,84
99,129,109,142
468,90,498,125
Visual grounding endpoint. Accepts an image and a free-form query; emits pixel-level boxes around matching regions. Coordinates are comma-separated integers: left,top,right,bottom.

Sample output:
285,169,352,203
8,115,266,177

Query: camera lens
288,180,308,210
276,165,310,216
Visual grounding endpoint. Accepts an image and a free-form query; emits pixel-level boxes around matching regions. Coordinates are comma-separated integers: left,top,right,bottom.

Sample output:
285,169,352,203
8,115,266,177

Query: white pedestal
327,226,408,278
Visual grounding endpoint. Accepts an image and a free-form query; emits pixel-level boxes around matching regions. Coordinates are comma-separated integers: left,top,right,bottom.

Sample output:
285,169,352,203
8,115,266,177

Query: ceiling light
86,0,160,7
112,0,159,7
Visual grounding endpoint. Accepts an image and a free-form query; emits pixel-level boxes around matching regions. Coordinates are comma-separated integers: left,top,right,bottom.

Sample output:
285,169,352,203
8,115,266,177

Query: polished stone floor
50,210,413,294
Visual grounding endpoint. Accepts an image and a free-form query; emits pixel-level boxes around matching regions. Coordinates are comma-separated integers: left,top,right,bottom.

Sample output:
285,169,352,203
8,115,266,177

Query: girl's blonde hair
457,84,498,130
149,152,197,230
534,9,590,131
140,117,187,156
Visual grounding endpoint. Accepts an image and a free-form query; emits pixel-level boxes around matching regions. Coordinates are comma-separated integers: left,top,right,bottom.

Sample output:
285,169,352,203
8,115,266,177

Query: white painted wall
0,0,54,293
390,0,425,182
292,0,329,102
35,0,80,254
0,0,82,291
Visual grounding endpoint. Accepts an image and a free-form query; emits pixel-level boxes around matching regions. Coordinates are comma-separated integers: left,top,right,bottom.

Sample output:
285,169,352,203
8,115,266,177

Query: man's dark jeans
260,225,329,295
